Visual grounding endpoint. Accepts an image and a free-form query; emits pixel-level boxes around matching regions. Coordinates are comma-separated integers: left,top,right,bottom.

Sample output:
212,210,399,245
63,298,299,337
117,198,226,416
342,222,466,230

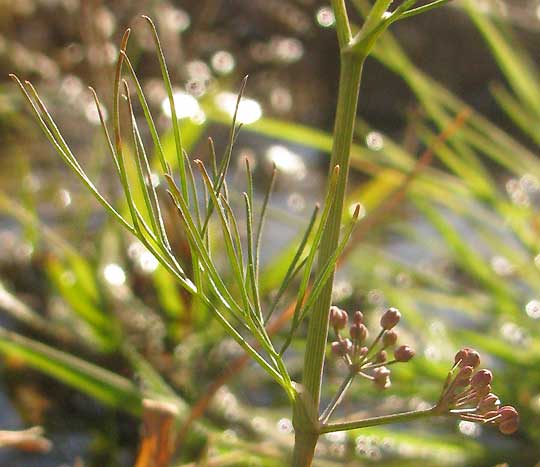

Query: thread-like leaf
282,204,362,352
142,16,188,201
166,175,244,321
124,80,172,253
255,163,277,282
120,51,168,172
201,77,248,235
280,166,340,355
9,75,133,232
195,161,255,322
243,159,263,320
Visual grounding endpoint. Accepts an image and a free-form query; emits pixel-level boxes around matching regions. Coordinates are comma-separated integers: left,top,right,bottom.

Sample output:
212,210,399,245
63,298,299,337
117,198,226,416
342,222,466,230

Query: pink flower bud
329,306,348,330
454,348,469,366
376,350,387,363
498,405,519,420
358,346,368,358
374,366,390,378
394,345,415,362
350,323,368,343
380,307,401,330
455,365,473,386
475,384,491,399
498,406,519,435
382,330,398,347
478,393,500,414
471,369,492,389
499,419,519,435
374,378,391,390
373,366,391,389
454,348,481,368
462,349,480,369
331,339,352,357
353,310,364,325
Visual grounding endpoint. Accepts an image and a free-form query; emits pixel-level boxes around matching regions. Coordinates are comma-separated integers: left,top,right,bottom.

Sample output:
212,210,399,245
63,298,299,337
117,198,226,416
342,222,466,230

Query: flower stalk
321,406,437,433
291,44,365,467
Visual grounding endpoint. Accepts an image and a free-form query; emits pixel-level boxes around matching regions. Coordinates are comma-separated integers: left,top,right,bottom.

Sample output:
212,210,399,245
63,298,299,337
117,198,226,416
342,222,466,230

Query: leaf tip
8,74,23,88
352,203,361,219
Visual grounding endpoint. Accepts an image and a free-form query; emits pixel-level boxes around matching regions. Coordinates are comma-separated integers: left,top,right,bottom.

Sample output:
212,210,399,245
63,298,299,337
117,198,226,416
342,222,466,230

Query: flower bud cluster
329,306,415,390
435,348,519,435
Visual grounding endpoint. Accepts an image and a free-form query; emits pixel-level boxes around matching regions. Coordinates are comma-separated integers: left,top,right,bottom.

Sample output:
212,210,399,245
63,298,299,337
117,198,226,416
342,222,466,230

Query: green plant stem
302,52,364,410
320,406,437,433
291,430,318,467
291,49,365,466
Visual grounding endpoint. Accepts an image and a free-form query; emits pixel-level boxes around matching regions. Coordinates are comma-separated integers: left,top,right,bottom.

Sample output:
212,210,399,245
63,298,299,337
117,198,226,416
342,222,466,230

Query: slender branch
331,0,352,48
399,0,453,20
357,0,393,39
360,328,384,363
319,372,355,424
358,371,374,381
321,406,437,433
349,0,416,56
361,359,398,370
450,408,478,415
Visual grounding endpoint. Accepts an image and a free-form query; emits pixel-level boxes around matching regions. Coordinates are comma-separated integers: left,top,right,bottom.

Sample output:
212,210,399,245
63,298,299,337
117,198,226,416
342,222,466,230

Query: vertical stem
291,430,318,467
291,397,319,467
303,52,365,411
291,51,365,466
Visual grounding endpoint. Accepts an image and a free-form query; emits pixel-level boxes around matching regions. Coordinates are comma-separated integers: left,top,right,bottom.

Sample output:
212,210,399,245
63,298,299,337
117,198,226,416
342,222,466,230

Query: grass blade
0,327,141,415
